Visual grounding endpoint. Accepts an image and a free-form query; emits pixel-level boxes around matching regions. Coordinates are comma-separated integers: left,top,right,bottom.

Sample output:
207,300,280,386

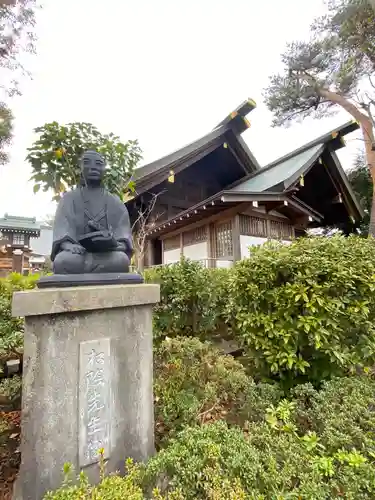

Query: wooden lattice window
239,215,267,237
183,226,208,246
269,220,293,240
12,233,25,245
163,235,180,251
214,221,233,257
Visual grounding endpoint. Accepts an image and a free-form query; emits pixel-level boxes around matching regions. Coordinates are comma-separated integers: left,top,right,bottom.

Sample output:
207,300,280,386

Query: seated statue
51,150,133,275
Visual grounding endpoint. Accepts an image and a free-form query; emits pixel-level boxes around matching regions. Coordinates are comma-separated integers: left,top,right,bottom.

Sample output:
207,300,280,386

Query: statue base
37,272,144,289
12,283,159,499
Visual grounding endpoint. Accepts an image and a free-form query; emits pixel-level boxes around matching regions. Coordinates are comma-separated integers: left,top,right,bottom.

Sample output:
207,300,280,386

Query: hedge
144,258,230,344
0,273,38,368
226,235,375,387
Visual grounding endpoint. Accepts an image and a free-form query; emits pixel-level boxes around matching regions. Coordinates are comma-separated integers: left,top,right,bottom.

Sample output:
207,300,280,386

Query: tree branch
131,190,166,270
318,87,370,124
296,71,375,153
360,97,375,129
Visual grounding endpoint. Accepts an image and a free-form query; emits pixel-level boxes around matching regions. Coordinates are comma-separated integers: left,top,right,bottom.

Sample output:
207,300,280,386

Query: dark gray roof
133,127,226,182
133,99,259,184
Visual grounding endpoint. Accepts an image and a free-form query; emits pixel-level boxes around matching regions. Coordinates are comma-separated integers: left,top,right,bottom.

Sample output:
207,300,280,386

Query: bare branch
131,190,166,231
131,190,166,270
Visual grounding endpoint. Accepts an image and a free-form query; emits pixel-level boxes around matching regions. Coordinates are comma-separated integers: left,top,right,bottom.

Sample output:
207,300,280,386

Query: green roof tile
229,144,324,193
0,214,41,233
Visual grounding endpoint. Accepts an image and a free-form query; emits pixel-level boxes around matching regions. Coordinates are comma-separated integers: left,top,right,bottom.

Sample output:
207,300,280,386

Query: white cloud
0,0,361,219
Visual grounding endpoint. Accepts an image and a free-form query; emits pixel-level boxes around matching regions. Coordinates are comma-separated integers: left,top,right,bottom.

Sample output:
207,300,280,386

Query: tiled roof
0,214,41,233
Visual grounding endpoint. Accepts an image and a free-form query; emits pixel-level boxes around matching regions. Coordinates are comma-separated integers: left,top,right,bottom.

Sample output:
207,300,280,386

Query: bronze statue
51,150,133,275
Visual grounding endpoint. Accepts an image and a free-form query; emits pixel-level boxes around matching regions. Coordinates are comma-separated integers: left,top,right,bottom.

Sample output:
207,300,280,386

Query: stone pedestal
12,283,160,500
12,249,24,273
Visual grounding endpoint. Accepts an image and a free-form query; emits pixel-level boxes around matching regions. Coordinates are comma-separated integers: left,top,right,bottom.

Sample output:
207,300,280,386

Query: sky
0,0,363,220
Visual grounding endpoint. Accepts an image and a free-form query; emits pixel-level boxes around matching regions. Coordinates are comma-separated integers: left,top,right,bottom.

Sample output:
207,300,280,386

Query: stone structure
39,150,136,287
12,283,159,499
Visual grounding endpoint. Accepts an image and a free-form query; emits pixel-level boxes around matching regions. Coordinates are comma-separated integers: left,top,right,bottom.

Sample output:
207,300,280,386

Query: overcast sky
0,0,362,220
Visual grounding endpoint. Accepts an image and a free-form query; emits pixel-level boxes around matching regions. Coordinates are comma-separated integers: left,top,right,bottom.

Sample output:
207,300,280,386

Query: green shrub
144,259,229,343
0,273,38,367
44,459,145,499
144,377,375,499
0,374,22,400
291,376,375,458
227,235,375,387
44,376,375,499
143,420,374,499
154,337,281,446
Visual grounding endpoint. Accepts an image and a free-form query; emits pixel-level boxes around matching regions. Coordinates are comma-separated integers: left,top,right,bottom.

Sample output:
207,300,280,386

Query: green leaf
26,121,142,199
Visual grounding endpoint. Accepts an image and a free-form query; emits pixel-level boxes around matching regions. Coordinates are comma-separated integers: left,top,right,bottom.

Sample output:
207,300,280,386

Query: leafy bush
0,273,38,368
145,259,229,343
144,376,375,499
154,337,281,446
0,375,22,400
227,235,375,386
143,420,375,499
44,375,375,499
44,458,145,500
292,376,375,458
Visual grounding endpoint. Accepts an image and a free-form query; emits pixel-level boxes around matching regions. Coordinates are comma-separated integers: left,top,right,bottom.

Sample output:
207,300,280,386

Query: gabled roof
133,126,225,182
221,120,363,224
132,99,260,190
146,120,363,237
0,214,41,234
228,121,358,194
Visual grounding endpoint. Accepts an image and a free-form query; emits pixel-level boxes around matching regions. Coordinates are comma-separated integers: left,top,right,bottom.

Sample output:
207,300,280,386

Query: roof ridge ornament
215,98,257,132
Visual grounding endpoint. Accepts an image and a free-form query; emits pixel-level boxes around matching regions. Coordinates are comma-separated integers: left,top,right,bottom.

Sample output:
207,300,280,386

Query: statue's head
80,150,106,186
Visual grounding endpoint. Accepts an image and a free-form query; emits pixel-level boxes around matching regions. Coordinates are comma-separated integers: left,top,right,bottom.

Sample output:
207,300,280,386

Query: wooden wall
159,209,295,268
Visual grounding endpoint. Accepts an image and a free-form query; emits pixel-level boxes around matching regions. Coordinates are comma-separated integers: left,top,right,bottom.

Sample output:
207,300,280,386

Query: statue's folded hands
61,241,86,254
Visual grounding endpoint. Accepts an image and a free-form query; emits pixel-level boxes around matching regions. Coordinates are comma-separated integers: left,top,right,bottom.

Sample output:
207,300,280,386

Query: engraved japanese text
79,339,111,467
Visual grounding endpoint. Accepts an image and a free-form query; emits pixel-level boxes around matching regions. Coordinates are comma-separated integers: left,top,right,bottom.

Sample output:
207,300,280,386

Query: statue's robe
51,186,133,273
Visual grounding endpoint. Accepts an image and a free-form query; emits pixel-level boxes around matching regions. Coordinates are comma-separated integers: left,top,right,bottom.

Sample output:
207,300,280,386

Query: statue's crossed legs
53,250,130,274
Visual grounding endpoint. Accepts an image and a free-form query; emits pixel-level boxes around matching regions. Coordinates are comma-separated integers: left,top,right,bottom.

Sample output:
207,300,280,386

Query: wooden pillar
233,215,241,262
207,223,215,268
144,239,152,268
180,233,183,260
266,218,271,240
